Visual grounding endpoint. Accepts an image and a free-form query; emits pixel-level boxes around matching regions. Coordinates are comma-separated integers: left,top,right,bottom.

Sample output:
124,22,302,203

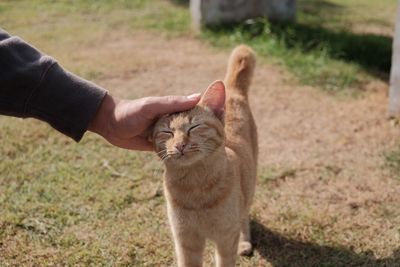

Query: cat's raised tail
224,44,256,94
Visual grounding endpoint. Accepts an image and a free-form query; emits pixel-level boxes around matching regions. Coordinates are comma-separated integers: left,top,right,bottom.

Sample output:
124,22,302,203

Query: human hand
88,93,201,151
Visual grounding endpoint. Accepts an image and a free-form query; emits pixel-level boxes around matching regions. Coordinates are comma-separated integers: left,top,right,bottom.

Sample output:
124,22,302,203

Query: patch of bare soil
85,31,400,262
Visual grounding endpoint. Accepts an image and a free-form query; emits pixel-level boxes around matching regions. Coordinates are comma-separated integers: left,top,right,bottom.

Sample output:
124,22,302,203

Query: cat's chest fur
167,195,241,238
163,149,244,234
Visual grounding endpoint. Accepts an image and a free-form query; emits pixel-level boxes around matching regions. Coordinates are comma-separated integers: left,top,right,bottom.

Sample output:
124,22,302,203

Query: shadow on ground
270,22,392,76
251,221,400,267
210,19,392,78
294,0,392,77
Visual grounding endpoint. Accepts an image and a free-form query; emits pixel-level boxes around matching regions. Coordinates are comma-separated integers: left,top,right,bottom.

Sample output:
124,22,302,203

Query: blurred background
1,1,400,266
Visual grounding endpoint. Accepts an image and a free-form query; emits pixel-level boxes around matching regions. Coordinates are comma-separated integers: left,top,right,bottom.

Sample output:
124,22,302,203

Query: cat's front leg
214,231,240,267
238,215,253,256
173,228,206,267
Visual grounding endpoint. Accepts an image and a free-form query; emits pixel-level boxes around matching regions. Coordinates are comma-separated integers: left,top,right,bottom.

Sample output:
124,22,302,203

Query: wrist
88,93,118,138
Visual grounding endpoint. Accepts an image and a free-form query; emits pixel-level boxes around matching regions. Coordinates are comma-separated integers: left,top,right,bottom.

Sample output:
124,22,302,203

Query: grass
0,119,171,266
385,146,400,179
1,0,400,266
203,20,362,93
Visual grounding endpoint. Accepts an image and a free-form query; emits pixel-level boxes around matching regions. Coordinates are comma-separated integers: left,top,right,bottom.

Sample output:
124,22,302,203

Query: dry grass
1,0,400,266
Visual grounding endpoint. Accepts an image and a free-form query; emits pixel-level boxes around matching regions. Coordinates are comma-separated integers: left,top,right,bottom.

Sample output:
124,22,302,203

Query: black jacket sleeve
0,29,107,141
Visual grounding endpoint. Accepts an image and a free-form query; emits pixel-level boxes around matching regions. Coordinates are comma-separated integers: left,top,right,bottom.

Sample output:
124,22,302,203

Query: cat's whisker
157,148,174,162
157,149,167,159
156,149,167,156
160,153,171,162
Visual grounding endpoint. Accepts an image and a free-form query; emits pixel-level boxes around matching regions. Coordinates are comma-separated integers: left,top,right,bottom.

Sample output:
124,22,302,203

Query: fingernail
187,93,201,99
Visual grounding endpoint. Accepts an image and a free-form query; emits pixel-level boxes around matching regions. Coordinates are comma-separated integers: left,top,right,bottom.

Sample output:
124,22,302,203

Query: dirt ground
77,30,400,262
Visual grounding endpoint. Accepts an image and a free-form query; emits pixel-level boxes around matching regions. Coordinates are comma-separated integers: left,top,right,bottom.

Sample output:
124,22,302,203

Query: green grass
203,20,363,93
385,146,400,179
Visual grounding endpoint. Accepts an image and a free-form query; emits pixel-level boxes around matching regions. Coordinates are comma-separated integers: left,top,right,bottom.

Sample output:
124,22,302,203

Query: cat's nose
175,143,186,154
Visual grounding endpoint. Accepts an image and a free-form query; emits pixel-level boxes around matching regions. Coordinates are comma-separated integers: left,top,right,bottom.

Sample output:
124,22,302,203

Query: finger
144,94,201,118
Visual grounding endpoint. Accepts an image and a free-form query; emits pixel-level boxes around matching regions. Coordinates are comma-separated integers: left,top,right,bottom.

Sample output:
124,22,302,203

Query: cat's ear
199,80,225,120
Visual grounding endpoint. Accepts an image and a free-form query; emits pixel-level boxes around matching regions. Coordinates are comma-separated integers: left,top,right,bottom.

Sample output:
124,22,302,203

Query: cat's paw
238,241,253,257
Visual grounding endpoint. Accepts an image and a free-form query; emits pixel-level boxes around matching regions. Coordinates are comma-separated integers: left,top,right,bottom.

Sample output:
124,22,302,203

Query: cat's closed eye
158,130,174,138
188,124,201,133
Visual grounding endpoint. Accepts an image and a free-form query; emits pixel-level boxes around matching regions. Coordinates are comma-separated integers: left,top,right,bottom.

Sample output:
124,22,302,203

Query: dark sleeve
0,29,107,142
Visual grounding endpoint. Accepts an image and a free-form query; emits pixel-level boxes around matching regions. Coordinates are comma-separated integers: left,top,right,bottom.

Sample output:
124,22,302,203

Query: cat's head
153,81,225,167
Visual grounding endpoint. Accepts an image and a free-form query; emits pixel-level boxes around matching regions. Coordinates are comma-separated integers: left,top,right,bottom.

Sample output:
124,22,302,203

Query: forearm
0,29,107,141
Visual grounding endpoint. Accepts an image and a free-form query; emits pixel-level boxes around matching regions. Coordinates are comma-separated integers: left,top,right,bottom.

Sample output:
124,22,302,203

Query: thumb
145,93,201,118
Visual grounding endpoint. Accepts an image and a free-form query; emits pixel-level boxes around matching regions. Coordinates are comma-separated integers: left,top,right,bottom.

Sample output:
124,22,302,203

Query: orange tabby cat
153,45,257,267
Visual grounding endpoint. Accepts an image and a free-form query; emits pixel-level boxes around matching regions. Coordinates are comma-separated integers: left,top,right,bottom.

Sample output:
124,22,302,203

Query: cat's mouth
172,150,194,159
167,150,203,164
157,148,205,165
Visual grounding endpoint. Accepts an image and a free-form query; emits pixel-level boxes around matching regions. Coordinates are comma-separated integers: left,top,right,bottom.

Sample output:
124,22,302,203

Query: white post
389,1,400,116
190,0,296,30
